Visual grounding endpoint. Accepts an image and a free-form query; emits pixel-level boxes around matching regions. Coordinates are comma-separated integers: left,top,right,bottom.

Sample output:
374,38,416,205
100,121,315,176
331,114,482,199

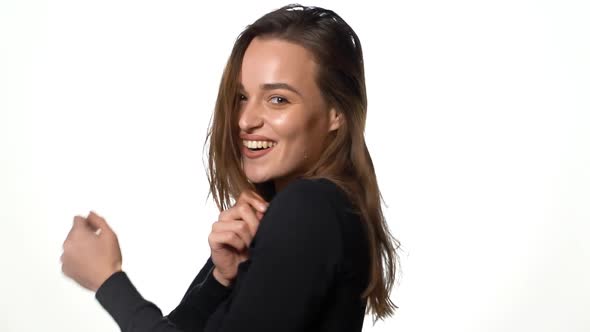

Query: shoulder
252,178,350,260
268,177,350,211
262,177,355,231
255,179,341,254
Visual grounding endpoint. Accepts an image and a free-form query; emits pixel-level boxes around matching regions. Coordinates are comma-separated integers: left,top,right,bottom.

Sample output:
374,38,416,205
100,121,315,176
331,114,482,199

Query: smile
242,140,276,159
242,140,277,149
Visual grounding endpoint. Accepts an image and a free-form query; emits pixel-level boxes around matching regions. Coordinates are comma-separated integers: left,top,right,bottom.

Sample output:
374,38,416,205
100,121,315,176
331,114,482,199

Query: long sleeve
165,257,233,330
203,178,344,331
95,178,353,331
95,255,232,331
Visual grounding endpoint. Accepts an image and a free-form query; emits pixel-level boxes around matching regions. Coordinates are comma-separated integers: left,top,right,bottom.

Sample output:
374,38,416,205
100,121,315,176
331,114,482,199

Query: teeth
242,140,277,149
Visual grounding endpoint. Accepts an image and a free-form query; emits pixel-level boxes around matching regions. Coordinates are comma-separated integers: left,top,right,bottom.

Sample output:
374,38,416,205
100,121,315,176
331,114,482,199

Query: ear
328,108,343,132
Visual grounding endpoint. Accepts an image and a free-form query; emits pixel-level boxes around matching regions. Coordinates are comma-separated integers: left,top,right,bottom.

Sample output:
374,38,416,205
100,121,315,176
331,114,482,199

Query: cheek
269,113,296,136
277,123,322,166
269,110,320,142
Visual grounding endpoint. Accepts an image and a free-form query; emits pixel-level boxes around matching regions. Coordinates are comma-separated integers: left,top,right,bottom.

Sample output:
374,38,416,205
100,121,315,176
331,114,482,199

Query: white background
1,0,589,331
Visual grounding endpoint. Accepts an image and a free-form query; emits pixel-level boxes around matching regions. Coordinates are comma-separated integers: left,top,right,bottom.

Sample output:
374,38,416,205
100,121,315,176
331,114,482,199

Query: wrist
94,267,123,293
212,267,232,287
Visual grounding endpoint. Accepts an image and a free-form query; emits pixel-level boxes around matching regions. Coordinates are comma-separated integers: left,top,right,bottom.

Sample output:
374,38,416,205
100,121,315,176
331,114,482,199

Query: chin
244,168,273,184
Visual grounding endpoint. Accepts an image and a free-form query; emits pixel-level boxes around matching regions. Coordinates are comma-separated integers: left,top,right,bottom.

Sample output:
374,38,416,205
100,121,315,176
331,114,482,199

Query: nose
238,98,264,132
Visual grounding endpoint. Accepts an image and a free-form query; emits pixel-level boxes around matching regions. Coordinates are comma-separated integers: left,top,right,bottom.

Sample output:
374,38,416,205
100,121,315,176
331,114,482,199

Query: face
238,37,341,192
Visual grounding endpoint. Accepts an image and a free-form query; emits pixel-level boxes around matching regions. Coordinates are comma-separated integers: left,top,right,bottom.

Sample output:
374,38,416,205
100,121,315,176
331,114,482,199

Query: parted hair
204,3,401,324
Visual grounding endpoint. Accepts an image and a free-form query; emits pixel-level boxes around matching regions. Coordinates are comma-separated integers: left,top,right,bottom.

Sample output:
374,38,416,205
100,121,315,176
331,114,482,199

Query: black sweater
95,178,370,331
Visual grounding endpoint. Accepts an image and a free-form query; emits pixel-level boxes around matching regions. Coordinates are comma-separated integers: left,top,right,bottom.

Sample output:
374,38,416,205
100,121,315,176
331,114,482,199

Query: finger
61,261,71,277
212,219,253,247
86,210,110,233
218,200,263,239
209,231,248,252
249,191,267,204
65,216,86,242
229,201,261,236
219,202,259,222
72,215,87,228
239,189,265,202
238,191,269,213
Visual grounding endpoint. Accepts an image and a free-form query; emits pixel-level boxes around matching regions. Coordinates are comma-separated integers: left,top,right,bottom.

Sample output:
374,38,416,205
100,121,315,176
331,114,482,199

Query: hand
209,190,269,286
61,211,123,292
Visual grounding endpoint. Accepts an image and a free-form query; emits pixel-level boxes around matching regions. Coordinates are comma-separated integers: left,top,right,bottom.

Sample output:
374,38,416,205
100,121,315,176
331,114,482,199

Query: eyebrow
239,82,302,97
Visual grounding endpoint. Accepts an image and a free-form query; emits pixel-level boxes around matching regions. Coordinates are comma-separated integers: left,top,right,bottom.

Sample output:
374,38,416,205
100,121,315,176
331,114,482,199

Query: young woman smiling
60,4,401,331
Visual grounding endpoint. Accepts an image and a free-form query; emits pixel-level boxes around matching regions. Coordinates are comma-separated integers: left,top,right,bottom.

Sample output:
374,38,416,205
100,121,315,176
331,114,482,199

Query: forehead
240,37,318,91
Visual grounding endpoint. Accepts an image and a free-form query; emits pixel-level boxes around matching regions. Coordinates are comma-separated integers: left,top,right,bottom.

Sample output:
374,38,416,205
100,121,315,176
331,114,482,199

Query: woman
60,4,401,331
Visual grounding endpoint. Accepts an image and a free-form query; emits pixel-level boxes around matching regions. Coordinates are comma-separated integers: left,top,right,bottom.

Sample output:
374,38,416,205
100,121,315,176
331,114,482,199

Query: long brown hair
204,3,402,324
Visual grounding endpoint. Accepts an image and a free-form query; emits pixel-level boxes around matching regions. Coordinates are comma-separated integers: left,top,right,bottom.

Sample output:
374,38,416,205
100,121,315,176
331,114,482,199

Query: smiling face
238,36,342,192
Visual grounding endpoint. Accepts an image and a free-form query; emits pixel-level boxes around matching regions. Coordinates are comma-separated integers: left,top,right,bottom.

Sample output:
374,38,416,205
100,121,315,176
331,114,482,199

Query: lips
241,143,275,159
239,133,277,159
239,133,276,142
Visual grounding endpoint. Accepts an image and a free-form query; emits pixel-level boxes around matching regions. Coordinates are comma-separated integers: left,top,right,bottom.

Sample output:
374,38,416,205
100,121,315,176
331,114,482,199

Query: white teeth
243,140,276,149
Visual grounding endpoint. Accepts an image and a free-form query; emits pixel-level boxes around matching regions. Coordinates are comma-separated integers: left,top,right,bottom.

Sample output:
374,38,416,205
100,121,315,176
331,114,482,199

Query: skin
238,36,342,192
60,211,122,292
60,36,343,291
210,37,344,286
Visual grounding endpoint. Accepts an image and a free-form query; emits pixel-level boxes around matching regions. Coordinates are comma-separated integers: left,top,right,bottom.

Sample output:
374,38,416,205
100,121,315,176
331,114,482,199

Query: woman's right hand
208,190,269,287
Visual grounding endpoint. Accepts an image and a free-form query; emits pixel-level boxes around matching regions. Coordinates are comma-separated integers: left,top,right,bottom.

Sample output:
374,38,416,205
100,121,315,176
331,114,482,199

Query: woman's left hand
61,211,123,292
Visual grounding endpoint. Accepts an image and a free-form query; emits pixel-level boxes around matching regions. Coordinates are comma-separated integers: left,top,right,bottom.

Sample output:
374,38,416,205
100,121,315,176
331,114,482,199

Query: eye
269,96,289,105
238,93,247,102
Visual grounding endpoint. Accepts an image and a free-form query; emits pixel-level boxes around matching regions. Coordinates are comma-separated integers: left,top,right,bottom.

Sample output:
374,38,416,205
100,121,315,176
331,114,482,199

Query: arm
95,178,343,332
95,255,232,331
166,256,234,330
207,178,343,331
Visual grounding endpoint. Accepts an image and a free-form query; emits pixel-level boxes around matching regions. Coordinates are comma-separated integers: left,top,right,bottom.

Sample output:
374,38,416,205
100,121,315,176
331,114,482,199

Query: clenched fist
60,211,123,292
209,190,269,287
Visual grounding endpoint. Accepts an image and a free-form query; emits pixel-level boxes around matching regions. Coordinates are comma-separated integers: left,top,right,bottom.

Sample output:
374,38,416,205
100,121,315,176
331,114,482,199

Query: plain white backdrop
1,0,589,331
